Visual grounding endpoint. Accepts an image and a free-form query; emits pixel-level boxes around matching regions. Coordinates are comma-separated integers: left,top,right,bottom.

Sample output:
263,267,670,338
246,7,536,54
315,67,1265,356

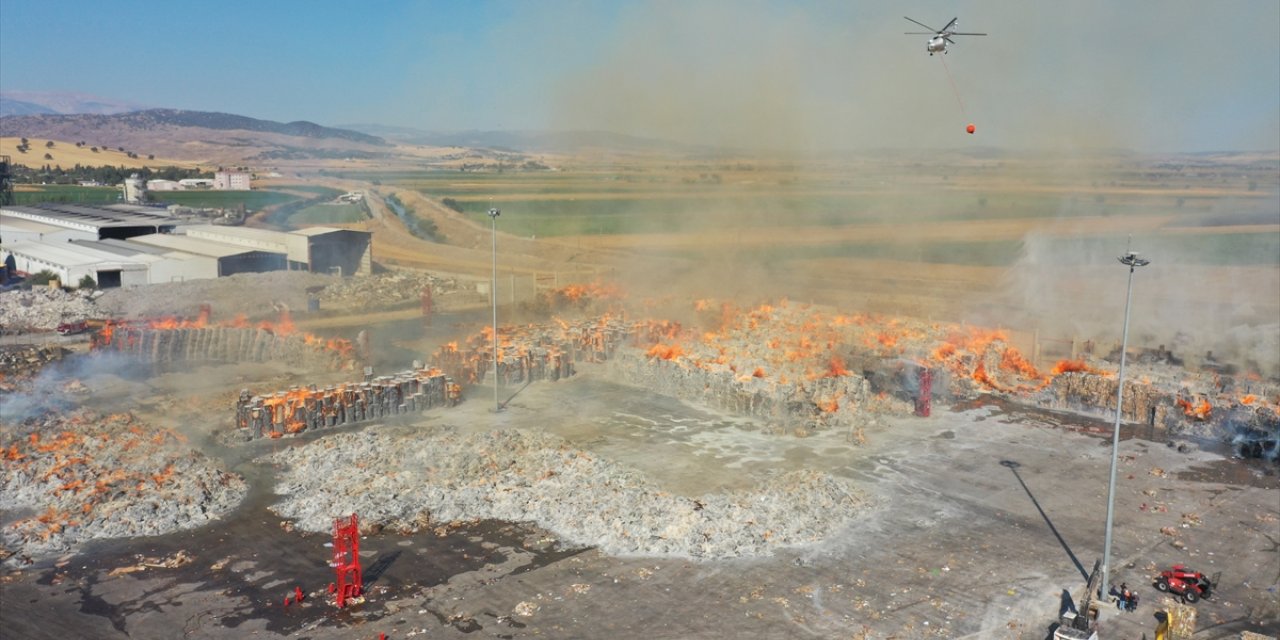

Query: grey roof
1,204,176,229
2,240,148,268
69,238,170,258
0,215,67,234
293,226,355,237
128,233,283,258
184,224,291,244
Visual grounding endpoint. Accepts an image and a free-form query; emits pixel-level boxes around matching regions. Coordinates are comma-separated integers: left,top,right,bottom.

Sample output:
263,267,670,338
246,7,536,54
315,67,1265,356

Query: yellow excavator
1053,560,1101,640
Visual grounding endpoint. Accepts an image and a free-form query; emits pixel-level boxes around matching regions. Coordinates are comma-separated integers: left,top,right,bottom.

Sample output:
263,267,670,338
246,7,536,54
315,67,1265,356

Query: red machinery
330,514,363,608
914,367,933,417
1155,564,1216,603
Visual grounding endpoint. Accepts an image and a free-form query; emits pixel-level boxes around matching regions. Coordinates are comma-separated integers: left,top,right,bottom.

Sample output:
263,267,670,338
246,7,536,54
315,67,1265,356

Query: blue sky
2,0,1277,152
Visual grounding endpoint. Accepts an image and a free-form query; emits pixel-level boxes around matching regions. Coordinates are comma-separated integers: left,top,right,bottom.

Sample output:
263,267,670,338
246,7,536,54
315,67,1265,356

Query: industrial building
0,215,95,244
0,203,368,285
184,225,371,275
1,203,177,240
70,238,220,283
2,240,149,288
127,233,287,277
213,171,251,191
147,179,182,191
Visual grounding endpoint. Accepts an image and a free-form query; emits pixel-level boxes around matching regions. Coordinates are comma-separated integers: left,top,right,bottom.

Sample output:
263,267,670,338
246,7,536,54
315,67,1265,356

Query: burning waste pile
595,299,1278,449
519,281,626,316
234,368,462,440
90,309,358,371
0,345,69,382
267,427,871,559
428,314,677,386
0,410,246,565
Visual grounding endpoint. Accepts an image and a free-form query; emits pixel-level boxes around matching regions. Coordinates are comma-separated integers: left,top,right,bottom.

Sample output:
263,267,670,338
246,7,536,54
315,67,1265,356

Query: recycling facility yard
0,272,1277,639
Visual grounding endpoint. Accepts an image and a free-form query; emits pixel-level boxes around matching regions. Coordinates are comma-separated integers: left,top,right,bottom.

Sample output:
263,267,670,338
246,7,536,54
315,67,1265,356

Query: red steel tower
330,514,363,608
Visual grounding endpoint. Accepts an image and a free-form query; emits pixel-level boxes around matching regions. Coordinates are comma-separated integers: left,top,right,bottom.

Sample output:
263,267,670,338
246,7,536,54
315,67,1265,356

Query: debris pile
94,271,332,320
429,316,648,385
235,368,462,440
314,271,465,309
90,312,357,370
596,300,1278,443
1040,369,1280,443
520,281,626,315
0,287,98,332
268,427,871,559
0,411,246,565
0,345,68,380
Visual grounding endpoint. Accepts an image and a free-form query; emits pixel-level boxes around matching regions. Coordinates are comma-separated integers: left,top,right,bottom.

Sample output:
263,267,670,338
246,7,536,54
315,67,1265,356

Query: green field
441,192,1215,238
338,170,1232,239
13,185,122,205
152,190,299,211
274,185,345,198
285,202,368,225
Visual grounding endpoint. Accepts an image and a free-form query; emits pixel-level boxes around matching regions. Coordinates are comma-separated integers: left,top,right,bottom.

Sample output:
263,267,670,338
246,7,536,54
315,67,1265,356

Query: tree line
9,163,213,185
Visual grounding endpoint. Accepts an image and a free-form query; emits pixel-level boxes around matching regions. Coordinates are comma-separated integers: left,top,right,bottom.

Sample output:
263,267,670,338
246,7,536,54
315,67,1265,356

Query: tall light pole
1101,249,1150,595
488,207,502,412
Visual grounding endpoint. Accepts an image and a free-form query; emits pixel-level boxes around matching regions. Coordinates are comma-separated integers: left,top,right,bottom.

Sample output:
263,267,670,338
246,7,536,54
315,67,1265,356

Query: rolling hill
0,109,390,165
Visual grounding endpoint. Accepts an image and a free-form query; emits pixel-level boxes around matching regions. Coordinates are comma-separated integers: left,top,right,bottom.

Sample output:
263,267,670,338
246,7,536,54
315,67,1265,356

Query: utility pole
488,207,502,412
1101,249,1150,595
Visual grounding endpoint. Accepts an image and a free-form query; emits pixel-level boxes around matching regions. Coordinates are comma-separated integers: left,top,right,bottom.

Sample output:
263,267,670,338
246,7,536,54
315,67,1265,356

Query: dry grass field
0,137,194,169
331,150,1277,372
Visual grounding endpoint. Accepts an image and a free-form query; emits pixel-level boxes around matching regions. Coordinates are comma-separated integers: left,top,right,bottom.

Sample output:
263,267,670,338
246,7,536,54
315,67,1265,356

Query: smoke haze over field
1,1,1277,153
549,0,1279,153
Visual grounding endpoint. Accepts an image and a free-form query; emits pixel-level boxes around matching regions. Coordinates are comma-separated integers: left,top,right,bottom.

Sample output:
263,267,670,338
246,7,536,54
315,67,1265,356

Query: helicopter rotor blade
950,32,987,36
904,32,936,35
942,17,958,32
903,16,939,32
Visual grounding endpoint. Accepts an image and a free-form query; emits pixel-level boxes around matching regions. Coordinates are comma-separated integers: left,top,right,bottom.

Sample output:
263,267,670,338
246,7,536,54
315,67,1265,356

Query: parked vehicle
1154,565,1217,603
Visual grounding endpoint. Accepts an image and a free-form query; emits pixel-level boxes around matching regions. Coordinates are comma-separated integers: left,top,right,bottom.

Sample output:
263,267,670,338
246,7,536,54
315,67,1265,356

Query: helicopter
904,17,986,56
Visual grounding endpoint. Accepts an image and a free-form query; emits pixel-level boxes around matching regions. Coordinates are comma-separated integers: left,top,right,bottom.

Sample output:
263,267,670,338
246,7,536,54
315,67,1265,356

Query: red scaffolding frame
330,514,363,608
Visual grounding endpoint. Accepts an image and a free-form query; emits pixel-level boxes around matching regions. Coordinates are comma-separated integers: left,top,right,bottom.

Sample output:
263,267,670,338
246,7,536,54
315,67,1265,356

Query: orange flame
646,344,685,361
1050,359,1102,376
1176,397,1212,420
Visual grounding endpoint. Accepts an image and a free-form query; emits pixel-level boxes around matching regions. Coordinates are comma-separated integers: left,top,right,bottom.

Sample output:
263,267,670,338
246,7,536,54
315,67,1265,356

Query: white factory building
69,238,220,283
213,171,251,191
183,225,372,275
2,240,150,288
126,233,287,277
2,203,371,288
0,215,95,244
147,179,182,191
1,203,177,241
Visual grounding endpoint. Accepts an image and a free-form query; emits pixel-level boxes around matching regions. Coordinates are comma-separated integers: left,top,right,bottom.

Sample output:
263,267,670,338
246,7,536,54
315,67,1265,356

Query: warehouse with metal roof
1,240,149,288
0,203,177,240
183,225,371,275
0,215,96,244
69,238,220,283
127,233,286,276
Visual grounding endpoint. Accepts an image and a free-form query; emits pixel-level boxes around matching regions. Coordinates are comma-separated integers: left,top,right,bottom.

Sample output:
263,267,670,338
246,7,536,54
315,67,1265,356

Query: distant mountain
1,109,390,164
1,109,387,145
0,99,58,117
337,124,698,154
0,91,149,116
